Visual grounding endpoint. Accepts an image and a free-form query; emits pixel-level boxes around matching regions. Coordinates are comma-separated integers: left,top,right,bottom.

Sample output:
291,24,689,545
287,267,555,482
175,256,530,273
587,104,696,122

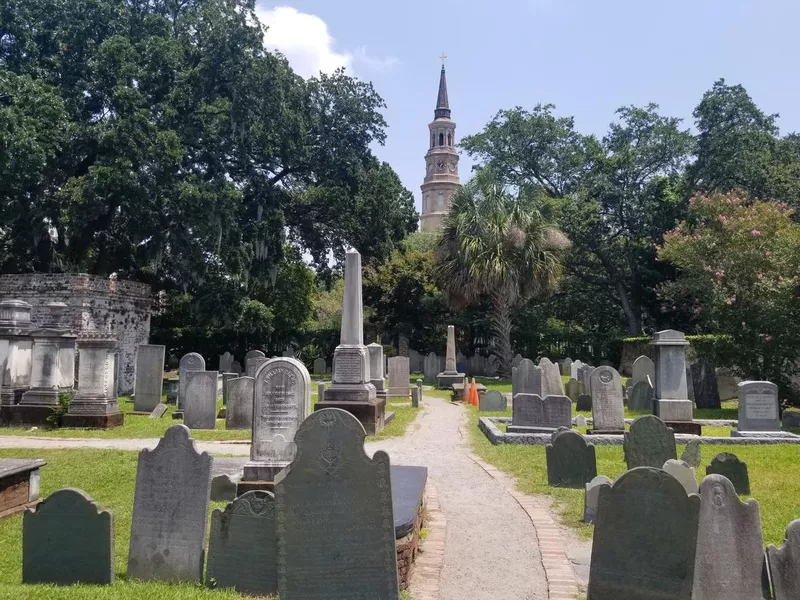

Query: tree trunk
616,281,641,335
490,290,514,378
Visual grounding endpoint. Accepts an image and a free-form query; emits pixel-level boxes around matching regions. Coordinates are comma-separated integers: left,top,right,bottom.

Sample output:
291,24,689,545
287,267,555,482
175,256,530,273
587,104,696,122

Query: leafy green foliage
45,391,73,428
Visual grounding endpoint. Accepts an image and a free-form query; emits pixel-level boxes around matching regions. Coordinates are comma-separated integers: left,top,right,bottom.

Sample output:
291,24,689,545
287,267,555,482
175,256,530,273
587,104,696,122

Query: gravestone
220,372,236,406
706,453,750,495
650,330,693,422
578,364,594,395
184,370,218,429
231,360,243,375
589,366,624,432
245,358,311,482
686,366,696,402
681,439,702,468
510,394,571,433
317,382,326,402
562,357,573,376
219,351,234,375
565,378,583,403
128,425,212,583
624,415,677,469
246,356,268,378
274,409,399,599
512,353,523,368
588,467,700,600
631,355,655,385
388,356,410,399
545,429,597,488
516,359,542,397
576,414,587,428
437,325,464,388
736,380,780,433
571,359,584,380
479,389,507,412
149,403,167,419
178,352,205,409
313,358,326,376
206,490,277,595
245,349,265,361
23,488,113,585
663,459,698,495
539,357,564,396
423,352,439,384
367,343,386,400
134,345,165,412
627,379,654,412
690,359,721,409
767,520,800,600
583,475,612,524
576,394,592,412
226,376,254,430
693,474,764,600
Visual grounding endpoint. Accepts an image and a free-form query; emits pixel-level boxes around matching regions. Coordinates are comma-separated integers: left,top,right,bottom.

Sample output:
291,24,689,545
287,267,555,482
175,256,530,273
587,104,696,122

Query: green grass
467,403,800,546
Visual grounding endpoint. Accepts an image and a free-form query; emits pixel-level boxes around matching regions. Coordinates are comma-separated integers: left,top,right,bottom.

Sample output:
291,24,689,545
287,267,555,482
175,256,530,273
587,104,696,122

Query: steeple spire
435,61,450,119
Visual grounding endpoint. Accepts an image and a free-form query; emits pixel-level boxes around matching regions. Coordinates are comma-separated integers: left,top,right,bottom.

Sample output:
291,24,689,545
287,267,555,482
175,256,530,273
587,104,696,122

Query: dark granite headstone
576,394,592,411
588,467,700,599
680,439,702,468
545,429,597,488
479,389,507,412
128,425,212,583
690,360,721,409
627,380,654,412
275,409,399,599
511,393,571,432
693,475,764,600
624,415,677,469
767,519,800,600
706,453,750,495
23,488,113,585
206,491,277,595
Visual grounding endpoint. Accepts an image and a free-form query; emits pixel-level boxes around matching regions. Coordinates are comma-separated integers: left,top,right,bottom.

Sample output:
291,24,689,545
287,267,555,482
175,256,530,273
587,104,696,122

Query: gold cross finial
440,53,447,66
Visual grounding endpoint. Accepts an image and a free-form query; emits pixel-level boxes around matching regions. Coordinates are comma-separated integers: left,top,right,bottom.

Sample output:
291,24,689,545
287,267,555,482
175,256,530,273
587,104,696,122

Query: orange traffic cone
469,378,479,407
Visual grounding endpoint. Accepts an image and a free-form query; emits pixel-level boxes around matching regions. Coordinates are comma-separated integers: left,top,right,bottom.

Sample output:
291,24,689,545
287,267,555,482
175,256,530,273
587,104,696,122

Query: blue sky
257,1,800,215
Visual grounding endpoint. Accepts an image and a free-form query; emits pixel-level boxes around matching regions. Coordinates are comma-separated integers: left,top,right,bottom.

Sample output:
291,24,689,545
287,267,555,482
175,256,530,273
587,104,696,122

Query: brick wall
0,274,153,394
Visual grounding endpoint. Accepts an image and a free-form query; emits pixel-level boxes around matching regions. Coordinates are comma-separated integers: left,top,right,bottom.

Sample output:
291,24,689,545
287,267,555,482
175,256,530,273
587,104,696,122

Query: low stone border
410,482,447,600
479,417,800,446
491,416,739,427
467,453,581,600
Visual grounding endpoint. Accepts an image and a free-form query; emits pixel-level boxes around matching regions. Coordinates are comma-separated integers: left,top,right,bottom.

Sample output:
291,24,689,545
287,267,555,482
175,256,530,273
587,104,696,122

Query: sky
256,0,800,216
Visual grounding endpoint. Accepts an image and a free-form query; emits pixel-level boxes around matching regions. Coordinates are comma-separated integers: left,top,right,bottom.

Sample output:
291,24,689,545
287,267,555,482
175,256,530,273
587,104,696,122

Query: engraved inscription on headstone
738,381,780,432
590,366,624,432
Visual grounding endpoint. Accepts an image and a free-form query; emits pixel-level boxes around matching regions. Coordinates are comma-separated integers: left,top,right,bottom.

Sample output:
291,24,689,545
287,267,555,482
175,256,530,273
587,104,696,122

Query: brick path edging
467,453,581,600
409,482,447,600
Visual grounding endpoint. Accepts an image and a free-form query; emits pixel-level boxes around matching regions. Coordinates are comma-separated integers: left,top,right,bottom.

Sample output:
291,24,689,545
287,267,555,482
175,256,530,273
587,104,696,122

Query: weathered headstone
274,409,399,599
690,359,721,409
226,376,254,430
388,356,410,399
245,358,311,482
562,357,573,377
317,382,326,402
245,349,265,361
178,352,205,409
650,330,694,422
367,343,386,400
589,366,624,432
583,475,612,524
576,394,592,412
184,370,218,429
313,358,326,376
246,356,268,378
571,359,584,380
128,425,212,583
510,394,571,432
539,357,564,396
706,453,750,495
627,379,654,412
479,389,507,412
663,459,698,495
546,429,597,488
693,474,765,600
134,345,165,412
767,519,800,600
516,358,542,397
512,353,523,368
681,439,702,468
576,414,587,428
624,415,677,469
220,372,236,405
588,467,700,599
23,488,113,585
423,352,439,384
565,378,584,403
206,490,277,595
578,364,594,395
631,355,655,385
231,360,243,375
149,403,167,419
219,351,234,375
736,380,780,433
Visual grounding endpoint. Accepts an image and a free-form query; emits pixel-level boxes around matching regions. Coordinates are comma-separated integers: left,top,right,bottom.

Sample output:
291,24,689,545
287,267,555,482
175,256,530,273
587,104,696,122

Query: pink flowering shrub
658,193,800,394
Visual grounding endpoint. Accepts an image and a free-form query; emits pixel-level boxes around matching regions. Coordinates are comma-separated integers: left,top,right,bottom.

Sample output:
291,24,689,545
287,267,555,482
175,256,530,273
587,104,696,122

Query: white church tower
420,58,461,232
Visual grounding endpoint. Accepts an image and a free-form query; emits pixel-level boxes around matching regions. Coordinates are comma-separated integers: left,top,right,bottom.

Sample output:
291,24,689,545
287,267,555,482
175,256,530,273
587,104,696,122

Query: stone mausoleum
0,274,152,395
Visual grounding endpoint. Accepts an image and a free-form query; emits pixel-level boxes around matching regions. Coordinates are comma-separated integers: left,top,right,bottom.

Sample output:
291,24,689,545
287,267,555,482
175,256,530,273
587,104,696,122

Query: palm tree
435,168,569,376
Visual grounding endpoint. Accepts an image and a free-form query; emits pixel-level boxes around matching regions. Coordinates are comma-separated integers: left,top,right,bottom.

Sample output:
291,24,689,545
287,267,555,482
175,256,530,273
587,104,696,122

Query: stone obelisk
437,325,465,389
315,249,386,434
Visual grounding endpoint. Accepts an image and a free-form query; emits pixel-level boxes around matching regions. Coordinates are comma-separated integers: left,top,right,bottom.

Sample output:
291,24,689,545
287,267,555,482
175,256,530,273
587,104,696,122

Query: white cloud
255,5,398,78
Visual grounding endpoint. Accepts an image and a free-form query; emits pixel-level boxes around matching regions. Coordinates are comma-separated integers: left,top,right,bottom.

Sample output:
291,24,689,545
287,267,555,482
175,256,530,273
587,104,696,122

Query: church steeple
435,65,450,119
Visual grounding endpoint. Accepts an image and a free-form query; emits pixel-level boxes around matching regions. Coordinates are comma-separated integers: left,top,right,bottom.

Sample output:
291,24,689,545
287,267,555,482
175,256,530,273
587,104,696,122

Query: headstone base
437,372,465,389
507,425,563,434
314,398,387,435
664,421,702,436
0,405,12,425
242,462,287,482
1,387,27,408
656,398,694,421
61,412,124,429
732,429,799,439
17,389,60,407
323,382,377,403
236,480,275,495
9,404,60,426
586,429,625,435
